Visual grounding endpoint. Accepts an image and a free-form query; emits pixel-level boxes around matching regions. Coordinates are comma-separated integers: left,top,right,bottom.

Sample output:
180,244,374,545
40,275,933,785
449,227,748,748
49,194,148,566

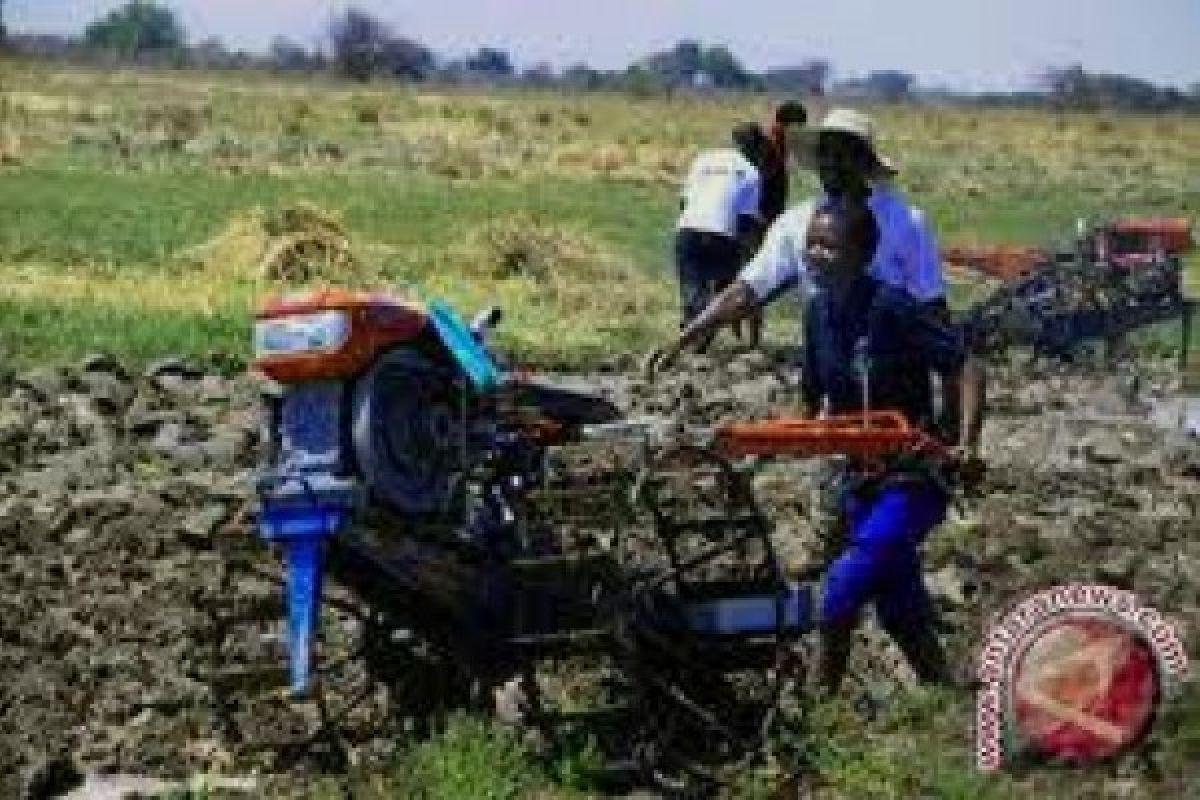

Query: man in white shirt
674,124,768,339
742,108,946,308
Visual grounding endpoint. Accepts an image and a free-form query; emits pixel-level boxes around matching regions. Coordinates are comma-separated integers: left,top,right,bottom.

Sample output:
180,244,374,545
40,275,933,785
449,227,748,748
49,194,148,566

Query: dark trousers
674,228,742,327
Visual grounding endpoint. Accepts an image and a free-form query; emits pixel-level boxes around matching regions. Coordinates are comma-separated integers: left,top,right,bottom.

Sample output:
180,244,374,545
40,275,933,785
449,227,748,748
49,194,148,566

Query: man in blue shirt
646,192,985,691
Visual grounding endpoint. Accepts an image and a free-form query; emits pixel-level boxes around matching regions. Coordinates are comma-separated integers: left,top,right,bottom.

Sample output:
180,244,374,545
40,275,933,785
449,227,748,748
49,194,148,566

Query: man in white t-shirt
674,123,768,339
744,108,946,308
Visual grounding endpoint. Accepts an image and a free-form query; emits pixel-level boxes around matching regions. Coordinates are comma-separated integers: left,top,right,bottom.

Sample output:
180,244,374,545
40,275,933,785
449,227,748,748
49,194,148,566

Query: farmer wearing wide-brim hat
776,107,945,304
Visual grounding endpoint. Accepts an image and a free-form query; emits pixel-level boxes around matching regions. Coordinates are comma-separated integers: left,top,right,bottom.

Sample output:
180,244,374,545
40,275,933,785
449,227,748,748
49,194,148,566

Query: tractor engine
250,288,619,691
255,289,480,518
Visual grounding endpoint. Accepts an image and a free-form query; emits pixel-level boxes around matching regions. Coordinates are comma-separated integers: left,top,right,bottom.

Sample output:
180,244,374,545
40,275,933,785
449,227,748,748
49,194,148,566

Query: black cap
732,122,768,163
775,101,808,126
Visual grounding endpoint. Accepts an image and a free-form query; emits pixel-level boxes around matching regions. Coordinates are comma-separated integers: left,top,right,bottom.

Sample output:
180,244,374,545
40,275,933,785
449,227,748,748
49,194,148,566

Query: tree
764,60,830,95
642,40,703,87
329,8,389,81
639,40,756,90
269,37,314,71
191,37,233,69
522,62,555,88
329,9,431,82
701,45,755,89
620,64,666,97
380,35,434,80
1040,64,1089,107
84,1,185,59
268,37,327,72
0,0,8,47
864,70,914,102
1040,64,1188,111
561,63,603,91
464,47,514,77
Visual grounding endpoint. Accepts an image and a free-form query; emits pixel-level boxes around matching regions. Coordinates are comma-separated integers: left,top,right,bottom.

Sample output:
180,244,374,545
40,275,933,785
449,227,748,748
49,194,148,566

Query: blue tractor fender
427,300,504,393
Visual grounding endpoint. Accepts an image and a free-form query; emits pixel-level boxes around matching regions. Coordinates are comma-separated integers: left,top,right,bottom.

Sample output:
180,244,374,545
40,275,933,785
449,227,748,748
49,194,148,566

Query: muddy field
0,349,1197,798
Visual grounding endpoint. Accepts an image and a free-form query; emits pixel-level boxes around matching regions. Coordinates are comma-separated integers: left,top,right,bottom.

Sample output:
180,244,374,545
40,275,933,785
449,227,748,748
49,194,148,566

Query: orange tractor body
1099,217,1194,266
945,217,1194,283
942,245,1044,282
714,411,948,461
253,288,428,384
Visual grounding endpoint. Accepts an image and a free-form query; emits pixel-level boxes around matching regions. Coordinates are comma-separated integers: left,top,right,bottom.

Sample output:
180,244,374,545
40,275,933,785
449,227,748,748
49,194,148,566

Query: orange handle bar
714,411,950,460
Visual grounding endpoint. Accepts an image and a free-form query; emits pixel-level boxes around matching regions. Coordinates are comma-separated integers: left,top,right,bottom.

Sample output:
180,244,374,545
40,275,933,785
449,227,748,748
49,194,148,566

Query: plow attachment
257,476,356,694
963,249,1194,366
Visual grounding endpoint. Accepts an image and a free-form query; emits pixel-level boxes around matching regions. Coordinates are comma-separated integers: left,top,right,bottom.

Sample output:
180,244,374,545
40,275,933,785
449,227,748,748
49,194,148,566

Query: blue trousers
821,480,948,637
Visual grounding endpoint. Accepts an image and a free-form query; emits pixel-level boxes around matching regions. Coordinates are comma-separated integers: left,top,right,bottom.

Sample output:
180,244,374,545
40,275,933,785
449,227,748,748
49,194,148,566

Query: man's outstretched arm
648,210,803,377
648,281,759,374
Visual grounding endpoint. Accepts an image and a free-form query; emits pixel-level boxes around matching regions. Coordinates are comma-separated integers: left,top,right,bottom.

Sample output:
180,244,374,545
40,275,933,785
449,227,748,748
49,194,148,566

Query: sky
8,0,1199,91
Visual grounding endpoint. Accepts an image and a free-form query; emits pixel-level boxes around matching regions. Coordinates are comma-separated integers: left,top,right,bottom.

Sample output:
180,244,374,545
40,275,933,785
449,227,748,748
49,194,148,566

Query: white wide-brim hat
791,107,898,177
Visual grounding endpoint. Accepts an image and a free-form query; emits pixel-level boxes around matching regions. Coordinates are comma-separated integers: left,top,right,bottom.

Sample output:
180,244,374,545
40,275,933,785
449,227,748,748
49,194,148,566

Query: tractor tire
351,347,466,514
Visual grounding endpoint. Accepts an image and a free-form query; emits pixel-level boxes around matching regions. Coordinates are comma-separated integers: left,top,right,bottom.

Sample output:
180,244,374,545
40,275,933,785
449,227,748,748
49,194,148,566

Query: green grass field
1,58,1197,370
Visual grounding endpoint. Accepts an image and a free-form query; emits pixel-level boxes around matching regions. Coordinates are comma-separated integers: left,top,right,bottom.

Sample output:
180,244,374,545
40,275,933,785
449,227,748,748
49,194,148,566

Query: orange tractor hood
254,288,428,383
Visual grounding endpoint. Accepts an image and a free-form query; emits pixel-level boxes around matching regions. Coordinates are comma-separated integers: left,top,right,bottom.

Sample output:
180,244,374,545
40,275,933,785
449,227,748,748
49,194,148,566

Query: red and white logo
976,585,1188,770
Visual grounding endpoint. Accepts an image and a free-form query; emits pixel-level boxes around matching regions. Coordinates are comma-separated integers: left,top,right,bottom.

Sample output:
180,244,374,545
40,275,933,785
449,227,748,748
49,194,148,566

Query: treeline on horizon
1,0,1197,112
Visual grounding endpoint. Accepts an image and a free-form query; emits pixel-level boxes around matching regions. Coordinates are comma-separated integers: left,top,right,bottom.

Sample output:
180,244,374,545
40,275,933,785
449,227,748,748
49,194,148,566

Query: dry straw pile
178,202,362,284
0,131,22,167
446,212,663,318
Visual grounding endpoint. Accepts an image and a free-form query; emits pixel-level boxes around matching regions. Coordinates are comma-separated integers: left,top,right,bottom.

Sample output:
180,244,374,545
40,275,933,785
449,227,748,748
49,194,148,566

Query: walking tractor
247,287,958,784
